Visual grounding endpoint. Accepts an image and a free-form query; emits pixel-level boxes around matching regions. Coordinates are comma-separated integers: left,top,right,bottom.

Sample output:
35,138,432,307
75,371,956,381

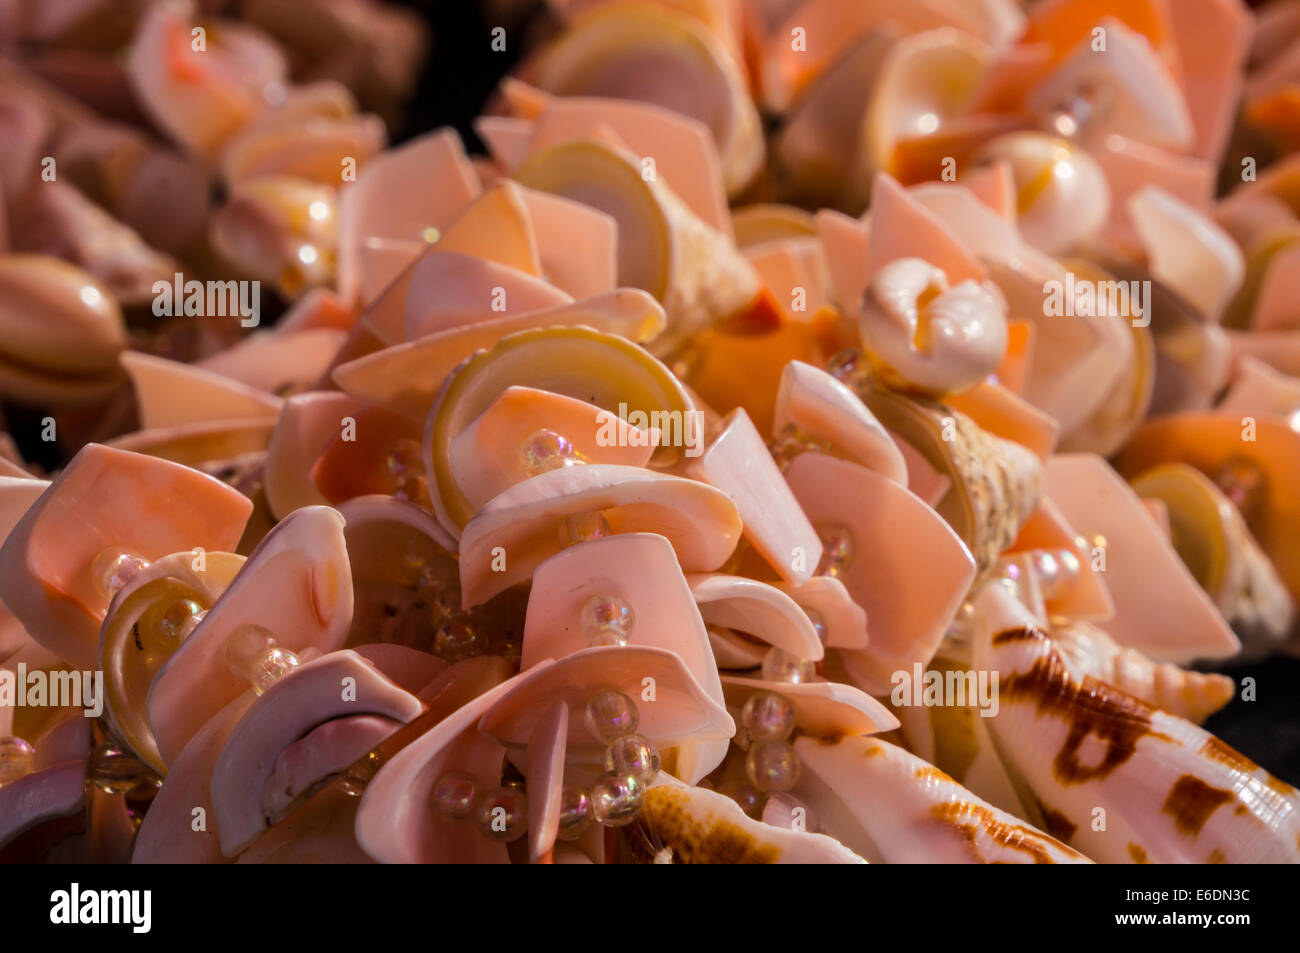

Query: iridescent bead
158,598,205,641
761,646,814,684
806,609,828,643
826,348,868,390
603,734,660,783
0,736,35,785
224,624,277,679
519,429,584,476
339,753,383,797
557,511,611,549
430,770,478,820
249,646,300,694
1032,548,1080,600
769,425,824,473
742,691,795,742
475,786,527,841
89,745,151,795
746,740,801,792
584,689,638,742
716,778,764,818
580,593,635,647
556,786,594,841
433,617,483,661
589,772,645,826
816,524,853,577
92,549,150,598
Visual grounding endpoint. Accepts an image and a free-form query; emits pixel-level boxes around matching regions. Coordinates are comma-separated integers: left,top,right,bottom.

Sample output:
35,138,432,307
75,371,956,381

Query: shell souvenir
1,0,1298,874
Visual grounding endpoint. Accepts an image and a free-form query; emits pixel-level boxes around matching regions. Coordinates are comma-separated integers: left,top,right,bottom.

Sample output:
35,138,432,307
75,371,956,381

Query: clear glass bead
224,624,277,679
158,598,205,641
806,609,828,643
89,744,152,795
430,770,479,820
603,734,660,783
742,691,795,741
556,786,593,841
0,736,35,785
746,740,801,793
816,524,854,577
475,786,527,841
250,646,300,694
584,689,638,742
589,772,645,826
519,429,584,476
92,549,150,598
557,511,611,549
761,646,814,684
580,593,635,647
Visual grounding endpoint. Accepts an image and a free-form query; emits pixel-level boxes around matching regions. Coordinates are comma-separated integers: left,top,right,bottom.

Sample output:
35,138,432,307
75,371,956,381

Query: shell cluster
1,0,1299,865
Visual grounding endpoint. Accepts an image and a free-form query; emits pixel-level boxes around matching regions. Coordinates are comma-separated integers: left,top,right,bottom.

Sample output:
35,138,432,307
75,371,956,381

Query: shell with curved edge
720,676,898,740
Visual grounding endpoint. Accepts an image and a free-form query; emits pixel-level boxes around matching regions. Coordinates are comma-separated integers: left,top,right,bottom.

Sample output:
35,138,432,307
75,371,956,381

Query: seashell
209,175,337,298
0,254,126,406
515,138,760,357
211,649,422,855
0,443,252,669
530,2,763,195
969,132,1109,255
773,360,908,487
99,550,246,773
147,506,353,765
264,391,360,519
970,583,1300,863
309,402,425,506
1049,618,1234,724
785,452,975,694
688,573,822,661
457,463,741,609
732,204,818,250
772,575,869,650
524,699,568,863
1007,497,1115,621
425,325,694,534
858,257,1009,397
0,760,88,860
120,351,282,431
854,387,1042,573
633,773,867,863
197,327,346,397
687,408,821,584
219,113,386,187
865,172,987,287
1219,356,1300,419
0,476,48,663
335,290,667,420
519,187,619,299
335,128,480,307
720,676,897,740
793,733,1089,863
945,379,1060,460
1128,463,1294,656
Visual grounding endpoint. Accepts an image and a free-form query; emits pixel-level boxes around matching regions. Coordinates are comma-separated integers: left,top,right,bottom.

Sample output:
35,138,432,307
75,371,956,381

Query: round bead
250,646,300,695
519,429,583,476
742,691,795,741
589,772,645,826
603,734,661,783
556,786,594,841
806,609,828,643
816,524,854,577
158,598,205,641
746,740,801,793
584,689,638,743
716,778,764,818
92,549,149,598
475,786,527,841
761,647,814,684
224,624,277,679
0,736,35,785
89,745,151,795
557,511,611,549
1032,548,1080,600
430,770,479,820
580,593,635,647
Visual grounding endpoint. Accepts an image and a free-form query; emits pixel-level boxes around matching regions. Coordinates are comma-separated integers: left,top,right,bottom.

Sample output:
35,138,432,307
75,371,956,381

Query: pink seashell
147,506,354,765
864,173,986,287
1218,356,1300,417
721,675,898,738
0,444,252,669
1250,242,1300,332
688,573,823,661
688,407,821,583
814,207,871,316
946,380,1059,460
120,351,282,431
772,575,868,650
197,327,348,395
352,644,449,695
786,452,975,694
0,476,48,663
1166,0,1252,162
525,700,568,864
211,650,421,855
264,391,363,519
520,188,618,299
1007,497,1115,622
0,759,87,857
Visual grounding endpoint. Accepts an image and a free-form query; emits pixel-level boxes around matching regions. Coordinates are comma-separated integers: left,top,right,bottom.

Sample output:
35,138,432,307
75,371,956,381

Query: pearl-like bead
225,624,277,679
589,772,645,826
0,736,35,785
556,786,594,840
742,690,795,742
519,429,584,476
92,549,150,598
603,734,661,783
761,646,814,684
249,646,300,695
580,593,635,647
816,524,853,577
430,771,479,820
158,598,205,641
746,740,801,792
476,786,527,841
1031,548,1080,600
584,690,638,743
557,511,611,549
